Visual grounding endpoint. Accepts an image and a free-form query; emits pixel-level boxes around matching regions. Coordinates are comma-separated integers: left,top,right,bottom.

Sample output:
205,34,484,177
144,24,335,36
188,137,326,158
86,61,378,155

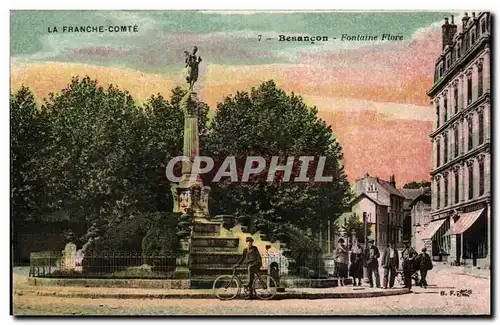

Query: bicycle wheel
253,274,277,300
213,275,240,300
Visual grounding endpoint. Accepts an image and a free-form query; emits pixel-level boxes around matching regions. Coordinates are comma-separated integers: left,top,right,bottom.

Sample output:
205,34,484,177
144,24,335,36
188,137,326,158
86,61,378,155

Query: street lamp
362,212,370,284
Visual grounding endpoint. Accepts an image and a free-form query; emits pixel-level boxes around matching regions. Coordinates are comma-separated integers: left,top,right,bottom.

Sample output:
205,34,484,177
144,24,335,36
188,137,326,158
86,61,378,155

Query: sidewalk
14,273,410,300
14,284,410,300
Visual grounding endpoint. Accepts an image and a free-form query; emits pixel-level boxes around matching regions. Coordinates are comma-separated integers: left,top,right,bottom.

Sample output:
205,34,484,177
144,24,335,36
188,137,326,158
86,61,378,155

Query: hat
245,237,254,243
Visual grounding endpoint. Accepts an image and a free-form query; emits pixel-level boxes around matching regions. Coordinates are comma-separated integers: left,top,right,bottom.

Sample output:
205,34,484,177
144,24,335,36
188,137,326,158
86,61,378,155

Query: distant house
401,187,429,244
352,173,406,248
402,187,432,253
351,192,388,247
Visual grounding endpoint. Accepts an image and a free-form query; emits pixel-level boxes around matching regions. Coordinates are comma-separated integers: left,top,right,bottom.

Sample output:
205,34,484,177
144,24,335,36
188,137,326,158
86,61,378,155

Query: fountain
171,47,284,288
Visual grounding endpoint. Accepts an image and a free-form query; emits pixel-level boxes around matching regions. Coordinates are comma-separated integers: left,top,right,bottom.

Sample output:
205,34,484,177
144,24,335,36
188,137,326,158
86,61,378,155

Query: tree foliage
345,213,372,243
11,86,44,226
403,181,431,189
204,80,351,232
11,77,208,253
12,78,350,258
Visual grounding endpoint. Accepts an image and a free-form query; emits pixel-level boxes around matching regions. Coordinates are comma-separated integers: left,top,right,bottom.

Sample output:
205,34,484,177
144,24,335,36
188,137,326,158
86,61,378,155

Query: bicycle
213,267,278,300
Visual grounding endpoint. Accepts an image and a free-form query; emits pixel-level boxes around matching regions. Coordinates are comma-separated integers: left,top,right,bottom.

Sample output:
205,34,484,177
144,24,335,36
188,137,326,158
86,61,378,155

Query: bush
281,224,327,278
80,212,180,275
142,212,180,267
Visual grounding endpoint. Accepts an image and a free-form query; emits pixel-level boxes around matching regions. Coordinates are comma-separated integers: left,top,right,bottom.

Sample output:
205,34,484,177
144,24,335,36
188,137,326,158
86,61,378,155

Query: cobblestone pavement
12,265,490,316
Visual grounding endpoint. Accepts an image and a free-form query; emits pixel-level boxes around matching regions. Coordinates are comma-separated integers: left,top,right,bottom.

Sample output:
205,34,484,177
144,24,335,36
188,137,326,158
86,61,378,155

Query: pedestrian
381,242,399,289
401,240,418,289
416,247,433,288
365,239,381,288
233,237,262,299
349,240,364,286
335,238,348,286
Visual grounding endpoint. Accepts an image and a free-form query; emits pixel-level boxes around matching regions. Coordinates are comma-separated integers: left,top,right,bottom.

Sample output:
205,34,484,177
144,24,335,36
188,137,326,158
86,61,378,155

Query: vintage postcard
10,10,491,316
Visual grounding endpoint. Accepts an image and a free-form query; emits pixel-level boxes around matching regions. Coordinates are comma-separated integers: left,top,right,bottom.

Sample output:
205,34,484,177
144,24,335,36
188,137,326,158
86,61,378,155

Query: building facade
427,12,491,268
407,188,432,253
401,187,429,243
353,174,405,248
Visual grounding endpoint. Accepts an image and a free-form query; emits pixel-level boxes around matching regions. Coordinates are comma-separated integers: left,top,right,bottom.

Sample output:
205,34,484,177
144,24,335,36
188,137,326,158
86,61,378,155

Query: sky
10,10,460,187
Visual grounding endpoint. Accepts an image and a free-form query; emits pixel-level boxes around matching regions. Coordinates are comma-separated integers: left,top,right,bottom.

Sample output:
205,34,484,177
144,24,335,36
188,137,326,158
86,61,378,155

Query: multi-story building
401,187,431,247
401,187,428,242
407,187,432,253
427,12,491,268
352,173,405,248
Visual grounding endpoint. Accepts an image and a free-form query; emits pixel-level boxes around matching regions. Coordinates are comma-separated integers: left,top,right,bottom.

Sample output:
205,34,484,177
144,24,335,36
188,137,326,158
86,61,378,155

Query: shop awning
443,209,484,236
420,218,447,240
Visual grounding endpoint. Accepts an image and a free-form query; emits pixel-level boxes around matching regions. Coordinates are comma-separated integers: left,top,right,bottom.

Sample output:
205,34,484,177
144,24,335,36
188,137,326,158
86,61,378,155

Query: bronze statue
184,46,202,91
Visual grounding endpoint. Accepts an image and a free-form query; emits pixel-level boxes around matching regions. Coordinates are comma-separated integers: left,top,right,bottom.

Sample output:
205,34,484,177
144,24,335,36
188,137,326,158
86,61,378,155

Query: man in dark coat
401,240,418,289
381,242,399,289
416,247,433,288
365,239,381,288
234,237,262,299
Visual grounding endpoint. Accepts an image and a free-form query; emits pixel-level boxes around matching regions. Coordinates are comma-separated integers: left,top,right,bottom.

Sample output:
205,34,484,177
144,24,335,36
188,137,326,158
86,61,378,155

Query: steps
190,251,241,265
188,220,243,288
193,223,221,237
191,236,239,251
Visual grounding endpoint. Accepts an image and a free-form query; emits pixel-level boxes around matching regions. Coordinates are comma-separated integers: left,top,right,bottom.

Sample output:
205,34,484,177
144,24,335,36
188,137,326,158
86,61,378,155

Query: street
12,265,490,316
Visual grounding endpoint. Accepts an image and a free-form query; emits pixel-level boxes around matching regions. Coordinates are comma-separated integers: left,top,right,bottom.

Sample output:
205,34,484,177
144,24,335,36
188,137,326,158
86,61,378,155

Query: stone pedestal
174,210,194,279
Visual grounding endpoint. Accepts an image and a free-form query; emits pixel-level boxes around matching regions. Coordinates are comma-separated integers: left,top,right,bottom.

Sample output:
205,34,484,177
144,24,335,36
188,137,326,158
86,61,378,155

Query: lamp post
362,212,370,284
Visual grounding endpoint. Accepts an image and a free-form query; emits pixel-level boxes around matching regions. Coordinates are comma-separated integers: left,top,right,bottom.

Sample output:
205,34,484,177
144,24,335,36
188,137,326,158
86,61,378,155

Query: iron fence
29,251,177,278
29,250,340,283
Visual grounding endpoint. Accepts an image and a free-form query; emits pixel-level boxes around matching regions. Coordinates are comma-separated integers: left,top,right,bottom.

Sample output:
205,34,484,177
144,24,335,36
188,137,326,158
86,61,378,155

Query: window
468,119,473,150
437,140,441,167
479,110,484,144
481,19,486,34
455,171,460,203
479,160,485,196
456,45,461,59
444,97,448,122
436,181,440,209
436,104,440,128
444,176,448,207
444,133,448,163
468,165,474,200
467,75,473,105
478,63,483,97
454,127,459,157
471,29,476,45
454,85,459,113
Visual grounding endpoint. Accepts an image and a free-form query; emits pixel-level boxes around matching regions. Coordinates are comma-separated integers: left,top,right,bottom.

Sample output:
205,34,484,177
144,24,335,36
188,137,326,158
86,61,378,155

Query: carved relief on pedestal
179,190,192,214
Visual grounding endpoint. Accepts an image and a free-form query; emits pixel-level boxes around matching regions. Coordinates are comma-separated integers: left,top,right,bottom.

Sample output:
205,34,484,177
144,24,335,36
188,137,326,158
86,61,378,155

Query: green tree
345,213,372,243
11,86,41,224
11,86,47,261
403,181,431,189
19,77,209,252
205,80,351,234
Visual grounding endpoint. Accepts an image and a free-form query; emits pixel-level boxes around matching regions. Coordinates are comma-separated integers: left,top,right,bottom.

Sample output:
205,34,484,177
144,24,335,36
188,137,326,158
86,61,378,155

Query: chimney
389,175,396,188
472,12,476,19
462,12,469,30
450,15,457,39
442,17,455,49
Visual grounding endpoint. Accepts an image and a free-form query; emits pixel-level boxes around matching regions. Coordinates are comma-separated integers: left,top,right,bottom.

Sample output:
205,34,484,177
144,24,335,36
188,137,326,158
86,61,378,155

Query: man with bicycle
233,237,262,299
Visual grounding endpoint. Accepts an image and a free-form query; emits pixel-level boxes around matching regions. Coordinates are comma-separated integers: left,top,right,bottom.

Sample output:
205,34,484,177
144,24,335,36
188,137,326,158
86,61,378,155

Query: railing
29,250,340,284
29,251,177,278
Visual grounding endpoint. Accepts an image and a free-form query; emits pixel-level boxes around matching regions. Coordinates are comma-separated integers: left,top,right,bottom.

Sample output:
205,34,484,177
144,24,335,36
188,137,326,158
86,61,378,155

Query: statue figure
184,46,202,91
